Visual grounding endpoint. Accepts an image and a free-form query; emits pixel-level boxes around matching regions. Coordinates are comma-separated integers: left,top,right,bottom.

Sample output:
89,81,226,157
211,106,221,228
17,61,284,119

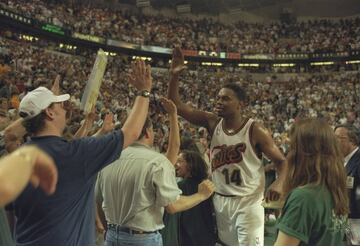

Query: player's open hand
170,47,186,75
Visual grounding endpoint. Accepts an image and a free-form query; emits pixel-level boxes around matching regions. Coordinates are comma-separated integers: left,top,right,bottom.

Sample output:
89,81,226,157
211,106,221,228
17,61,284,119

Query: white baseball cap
19,87,70,119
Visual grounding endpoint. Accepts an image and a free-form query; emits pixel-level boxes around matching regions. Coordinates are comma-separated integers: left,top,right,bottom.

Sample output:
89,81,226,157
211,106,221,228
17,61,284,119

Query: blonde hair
285,118,349,216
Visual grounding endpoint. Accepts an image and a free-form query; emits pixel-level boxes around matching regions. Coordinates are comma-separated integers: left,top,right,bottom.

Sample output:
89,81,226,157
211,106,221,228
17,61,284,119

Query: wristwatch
137,90,150,98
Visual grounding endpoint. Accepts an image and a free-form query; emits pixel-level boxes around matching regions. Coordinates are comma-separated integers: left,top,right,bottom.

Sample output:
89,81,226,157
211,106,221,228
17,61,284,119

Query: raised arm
74,108,97,138
4,118,26,153
160,97,180,165
167,47,218,133
93,113,115,137
51,75,61,95
252,123,287,202
121,60,152,148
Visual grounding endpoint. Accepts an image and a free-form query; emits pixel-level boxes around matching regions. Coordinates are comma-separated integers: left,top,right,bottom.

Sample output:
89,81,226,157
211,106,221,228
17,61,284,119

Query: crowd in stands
2,0,360,54
1,36,360,156
1,3,360,244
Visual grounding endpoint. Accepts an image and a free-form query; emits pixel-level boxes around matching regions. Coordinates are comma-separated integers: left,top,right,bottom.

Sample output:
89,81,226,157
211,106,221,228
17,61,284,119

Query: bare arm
51,75,61,95
4,118,26,153
161,98,180,165
95,175,106,232
274,231,300,246
95,204,106,233
165,179,214,214
74,121,91,138
0,146,58,206
121,60,152,149
252,123,287,201
167,47,218,133
73,109,97,138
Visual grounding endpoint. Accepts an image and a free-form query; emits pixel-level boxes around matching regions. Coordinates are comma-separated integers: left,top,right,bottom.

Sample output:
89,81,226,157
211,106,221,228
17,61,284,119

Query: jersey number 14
221,168,241,186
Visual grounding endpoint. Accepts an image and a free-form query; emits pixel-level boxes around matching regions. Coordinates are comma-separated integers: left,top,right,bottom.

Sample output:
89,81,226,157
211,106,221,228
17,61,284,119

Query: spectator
5,60,152,246
95,117,215,246
275,118,348,246
334,124,360,245
162,150,217,246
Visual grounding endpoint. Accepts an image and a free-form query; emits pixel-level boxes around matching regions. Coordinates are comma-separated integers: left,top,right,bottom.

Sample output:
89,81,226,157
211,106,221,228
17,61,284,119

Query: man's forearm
121,96,149,148
0,149,35,206
165,113,180,165
74,121,91,138
4,118,26,139
166,193,206,214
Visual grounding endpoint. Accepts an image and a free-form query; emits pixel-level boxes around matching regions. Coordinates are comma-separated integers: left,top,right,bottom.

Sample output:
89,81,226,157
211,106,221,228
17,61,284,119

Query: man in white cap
6,60,152,246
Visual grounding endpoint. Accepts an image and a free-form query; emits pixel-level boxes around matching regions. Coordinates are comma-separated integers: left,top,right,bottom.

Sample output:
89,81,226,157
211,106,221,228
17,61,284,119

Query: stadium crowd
0,0,360,242
0,36,359,155
1,0,360,54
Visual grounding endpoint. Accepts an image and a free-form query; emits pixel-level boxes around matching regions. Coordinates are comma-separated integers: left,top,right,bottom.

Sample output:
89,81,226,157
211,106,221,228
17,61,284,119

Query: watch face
141,90,150,97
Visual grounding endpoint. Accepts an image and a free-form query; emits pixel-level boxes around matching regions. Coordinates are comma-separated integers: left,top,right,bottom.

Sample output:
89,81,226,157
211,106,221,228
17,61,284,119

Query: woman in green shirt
275,118,349,246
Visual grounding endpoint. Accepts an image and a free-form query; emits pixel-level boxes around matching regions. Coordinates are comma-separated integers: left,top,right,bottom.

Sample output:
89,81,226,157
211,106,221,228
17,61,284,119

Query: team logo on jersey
211,143,246,171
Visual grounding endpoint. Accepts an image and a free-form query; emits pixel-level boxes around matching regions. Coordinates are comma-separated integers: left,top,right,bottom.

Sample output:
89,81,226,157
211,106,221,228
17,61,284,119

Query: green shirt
276,185,347,246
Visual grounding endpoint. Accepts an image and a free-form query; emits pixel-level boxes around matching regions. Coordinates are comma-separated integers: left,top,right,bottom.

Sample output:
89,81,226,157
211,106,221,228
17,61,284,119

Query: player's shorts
213,193,264,246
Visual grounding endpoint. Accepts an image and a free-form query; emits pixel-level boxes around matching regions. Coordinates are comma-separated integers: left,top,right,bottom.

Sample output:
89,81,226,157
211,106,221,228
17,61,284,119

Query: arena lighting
168,60,188,64
310,61,334,66
238,63,259,67
132,56,152,61
346,60,360,64
104,52,116,57
272,63,296,67
201,62,223,66
59,44,77,50
19,35,38,42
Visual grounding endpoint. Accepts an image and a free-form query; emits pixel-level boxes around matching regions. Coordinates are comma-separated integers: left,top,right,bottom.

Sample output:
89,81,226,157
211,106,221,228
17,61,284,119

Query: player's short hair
223,83,247,102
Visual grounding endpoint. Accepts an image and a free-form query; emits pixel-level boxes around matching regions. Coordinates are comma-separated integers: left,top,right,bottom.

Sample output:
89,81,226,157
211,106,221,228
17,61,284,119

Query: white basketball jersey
210,118,265,197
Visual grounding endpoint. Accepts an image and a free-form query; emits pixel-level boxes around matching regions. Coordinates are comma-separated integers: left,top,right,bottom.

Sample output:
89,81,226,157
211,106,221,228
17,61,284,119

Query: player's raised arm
167,47,218,133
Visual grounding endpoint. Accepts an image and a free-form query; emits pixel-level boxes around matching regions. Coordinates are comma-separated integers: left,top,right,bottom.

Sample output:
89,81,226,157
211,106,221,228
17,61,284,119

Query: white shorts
213,194,264,246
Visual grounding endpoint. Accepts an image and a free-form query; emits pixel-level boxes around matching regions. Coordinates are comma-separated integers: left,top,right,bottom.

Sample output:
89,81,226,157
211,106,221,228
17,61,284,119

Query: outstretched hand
101,113,115,133
170,47,187,75
159,97,177,115
128,60,152,92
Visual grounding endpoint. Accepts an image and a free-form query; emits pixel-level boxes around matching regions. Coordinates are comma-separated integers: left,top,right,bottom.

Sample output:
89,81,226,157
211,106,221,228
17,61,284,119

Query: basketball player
168,47,287,246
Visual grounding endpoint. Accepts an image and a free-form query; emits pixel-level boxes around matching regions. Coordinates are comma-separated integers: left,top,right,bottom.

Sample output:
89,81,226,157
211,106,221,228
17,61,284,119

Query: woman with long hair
275,118,349,246
162,150,217,246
